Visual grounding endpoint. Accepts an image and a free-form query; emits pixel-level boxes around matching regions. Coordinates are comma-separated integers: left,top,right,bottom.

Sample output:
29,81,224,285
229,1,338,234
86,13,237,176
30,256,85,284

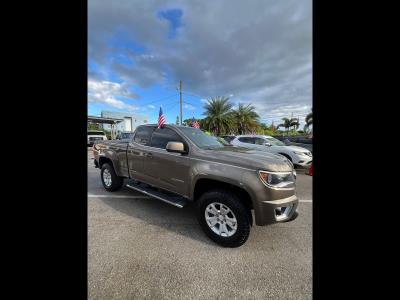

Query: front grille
89,137,103,141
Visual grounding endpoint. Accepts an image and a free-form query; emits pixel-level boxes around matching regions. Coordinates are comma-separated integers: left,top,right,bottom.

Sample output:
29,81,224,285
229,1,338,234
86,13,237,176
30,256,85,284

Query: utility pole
290,112,293,134
179,80,183,125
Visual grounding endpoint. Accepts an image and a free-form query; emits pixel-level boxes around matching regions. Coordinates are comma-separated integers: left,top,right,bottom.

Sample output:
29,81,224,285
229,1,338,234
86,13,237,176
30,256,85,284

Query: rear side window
150,128,183,149
133,126,155,146
238,137,254,144
254,137,265,145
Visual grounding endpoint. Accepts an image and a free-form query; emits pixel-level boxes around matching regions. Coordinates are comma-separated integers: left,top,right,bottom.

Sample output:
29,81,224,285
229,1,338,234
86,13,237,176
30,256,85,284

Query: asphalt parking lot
88,148,312,300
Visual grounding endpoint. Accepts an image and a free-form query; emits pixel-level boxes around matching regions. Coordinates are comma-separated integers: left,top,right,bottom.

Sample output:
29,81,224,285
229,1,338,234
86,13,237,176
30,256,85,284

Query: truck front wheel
100,163,124,191
196,189,251,247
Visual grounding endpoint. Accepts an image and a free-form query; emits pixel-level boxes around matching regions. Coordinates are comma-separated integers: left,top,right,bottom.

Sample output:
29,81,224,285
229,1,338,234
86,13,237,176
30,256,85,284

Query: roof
139,124,194,128
235,135,273,138
88,116,124,124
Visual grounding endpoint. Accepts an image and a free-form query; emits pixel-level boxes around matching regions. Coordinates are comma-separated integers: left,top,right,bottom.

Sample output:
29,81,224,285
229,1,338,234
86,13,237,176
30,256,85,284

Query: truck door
143,127,190,197
127,126,155,181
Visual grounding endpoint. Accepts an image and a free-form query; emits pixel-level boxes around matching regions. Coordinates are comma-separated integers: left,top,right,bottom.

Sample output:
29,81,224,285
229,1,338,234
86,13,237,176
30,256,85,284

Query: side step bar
126,182,188,208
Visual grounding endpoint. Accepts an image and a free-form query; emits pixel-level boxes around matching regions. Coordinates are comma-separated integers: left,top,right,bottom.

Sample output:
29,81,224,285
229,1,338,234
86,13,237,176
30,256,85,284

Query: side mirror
166,141,186,154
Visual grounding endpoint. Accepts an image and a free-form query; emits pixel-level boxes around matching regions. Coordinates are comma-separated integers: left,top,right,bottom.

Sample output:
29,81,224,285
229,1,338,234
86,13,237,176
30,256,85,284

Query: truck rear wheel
196,189,251,248
101,163,124,191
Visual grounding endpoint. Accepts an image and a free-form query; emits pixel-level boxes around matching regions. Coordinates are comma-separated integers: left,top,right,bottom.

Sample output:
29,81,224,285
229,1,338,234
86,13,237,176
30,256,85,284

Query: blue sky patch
157,8,183,39
108,28,147,54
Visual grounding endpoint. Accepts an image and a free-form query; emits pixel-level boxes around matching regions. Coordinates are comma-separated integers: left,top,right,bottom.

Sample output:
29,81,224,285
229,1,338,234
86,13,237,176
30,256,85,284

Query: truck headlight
258,170,296,189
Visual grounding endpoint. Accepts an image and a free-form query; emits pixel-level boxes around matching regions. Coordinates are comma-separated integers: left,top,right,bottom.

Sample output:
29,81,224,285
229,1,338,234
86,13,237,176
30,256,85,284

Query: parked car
116,131,134,140
87,130,107,146
276,136,313,153
220,135,236,144
93,125,298,247
231,135,312,168
288,137,313,153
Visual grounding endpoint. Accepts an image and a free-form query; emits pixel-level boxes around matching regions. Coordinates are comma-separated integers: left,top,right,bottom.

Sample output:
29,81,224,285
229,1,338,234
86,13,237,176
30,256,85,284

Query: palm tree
183,118,193,127
231,103,260,134
277,117,291,135
304,112,313,133
289,118,300,133
203,96,233,135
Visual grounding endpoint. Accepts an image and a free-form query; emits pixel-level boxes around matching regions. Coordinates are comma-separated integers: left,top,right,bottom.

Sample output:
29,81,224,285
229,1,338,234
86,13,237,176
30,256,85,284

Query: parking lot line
88,194,312,202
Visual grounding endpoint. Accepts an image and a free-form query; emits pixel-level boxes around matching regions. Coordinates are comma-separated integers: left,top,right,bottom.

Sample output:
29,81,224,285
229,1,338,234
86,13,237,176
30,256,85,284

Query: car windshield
265,137,285,146
179,127,225,149
121,132,133,139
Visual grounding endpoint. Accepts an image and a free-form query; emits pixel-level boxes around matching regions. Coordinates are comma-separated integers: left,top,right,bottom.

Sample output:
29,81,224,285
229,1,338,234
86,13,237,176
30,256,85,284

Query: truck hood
196,146,293,172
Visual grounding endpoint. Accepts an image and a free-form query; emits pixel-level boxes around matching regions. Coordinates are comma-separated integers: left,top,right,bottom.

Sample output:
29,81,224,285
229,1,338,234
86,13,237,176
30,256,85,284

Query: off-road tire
196,189,251,248
100,163,124,191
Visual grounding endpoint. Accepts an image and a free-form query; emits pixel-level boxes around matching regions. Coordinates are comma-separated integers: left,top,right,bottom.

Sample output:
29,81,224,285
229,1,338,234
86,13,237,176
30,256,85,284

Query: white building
101,111,149,133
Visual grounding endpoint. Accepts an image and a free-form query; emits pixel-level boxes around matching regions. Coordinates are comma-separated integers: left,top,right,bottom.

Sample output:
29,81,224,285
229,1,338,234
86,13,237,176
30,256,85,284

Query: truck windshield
88,131,105,135
179,127,225,149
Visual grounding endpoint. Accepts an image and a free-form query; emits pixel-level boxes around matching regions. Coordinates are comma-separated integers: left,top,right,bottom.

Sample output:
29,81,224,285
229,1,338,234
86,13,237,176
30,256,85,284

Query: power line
163,101,181,113
181,91,206,99
182,99,198,106
161,100,180,111
143,93,178,106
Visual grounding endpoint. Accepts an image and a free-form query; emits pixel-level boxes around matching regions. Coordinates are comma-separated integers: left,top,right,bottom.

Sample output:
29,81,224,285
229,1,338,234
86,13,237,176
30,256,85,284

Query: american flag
158,107,165,128
192,117,200,129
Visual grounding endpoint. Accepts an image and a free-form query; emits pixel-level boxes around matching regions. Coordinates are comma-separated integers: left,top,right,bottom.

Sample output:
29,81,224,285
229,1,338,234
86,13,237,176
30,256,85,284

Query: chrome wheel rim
205,202,237,237
103,169,112,187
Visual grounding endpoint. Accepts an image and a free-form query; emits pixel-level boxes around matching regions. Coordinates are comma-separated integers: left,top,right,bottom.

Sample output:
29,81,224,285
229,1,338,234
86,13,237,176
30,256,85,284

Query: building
101,111,149,133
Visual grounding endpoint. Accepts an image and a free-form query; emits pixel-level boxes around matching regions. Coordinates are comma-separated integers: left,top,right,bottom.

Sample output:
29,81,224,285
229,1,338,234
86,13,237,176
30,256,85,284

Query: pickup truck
93,124,298,247
87,130,107,146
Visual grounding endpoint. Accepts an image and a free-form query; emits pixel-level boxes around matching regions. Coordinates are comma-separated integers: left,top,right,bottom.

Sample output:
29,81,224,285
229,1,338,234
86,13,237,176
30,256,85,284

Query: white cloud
184,104,196,110
200,99,208,103
147,104,155,109
89,0,312,114
88,79,139,111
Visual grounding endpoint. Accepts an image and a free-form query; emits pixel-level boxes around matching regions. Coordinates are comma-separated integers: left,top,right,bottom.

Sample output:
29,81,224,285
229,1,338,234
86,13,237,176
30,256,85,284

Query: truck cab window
150,128,184,149
133,126,155,146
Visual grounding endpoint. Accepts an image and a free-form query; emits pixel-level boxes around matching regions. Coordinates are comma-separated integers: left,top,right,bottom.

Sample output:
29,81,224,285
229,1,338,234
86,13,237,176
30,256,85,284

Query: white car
87,130,108,146
231,135,312,167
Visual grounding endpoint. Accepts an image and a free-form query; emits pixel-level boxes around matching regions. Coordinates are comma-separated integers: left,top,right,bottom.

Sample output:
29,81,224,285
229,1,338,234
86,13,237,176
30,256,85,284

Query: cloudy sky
88,0,312,127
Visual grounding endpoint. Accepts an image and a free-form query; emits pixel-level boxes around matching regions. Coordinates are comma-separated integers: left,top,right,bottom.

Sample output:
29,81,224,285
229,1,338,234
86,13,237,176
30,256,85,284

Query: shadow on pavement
98,186,219,247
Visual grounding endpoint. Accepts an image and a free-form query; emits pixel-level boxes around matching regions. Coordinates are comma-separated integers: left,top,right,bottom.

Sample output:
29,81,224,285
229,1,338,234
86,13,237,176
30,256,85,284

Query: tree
277,118,291,135
183,118,193,127
203,96,233,135
231,103,260,134
88,123,100,131
289,118,300,133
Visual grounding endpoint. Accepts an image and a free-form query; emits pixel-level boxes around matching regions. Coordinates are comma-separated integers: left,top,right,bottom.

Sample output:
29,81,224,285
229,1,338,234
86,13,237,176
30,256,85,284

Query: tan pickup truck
93,124,298,247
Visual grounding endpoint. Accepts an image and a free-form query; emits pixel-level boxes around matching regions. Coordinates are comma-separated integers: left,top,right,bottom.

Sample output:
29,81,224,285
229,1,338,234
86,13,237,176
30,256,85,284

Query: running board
126,182,188,208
